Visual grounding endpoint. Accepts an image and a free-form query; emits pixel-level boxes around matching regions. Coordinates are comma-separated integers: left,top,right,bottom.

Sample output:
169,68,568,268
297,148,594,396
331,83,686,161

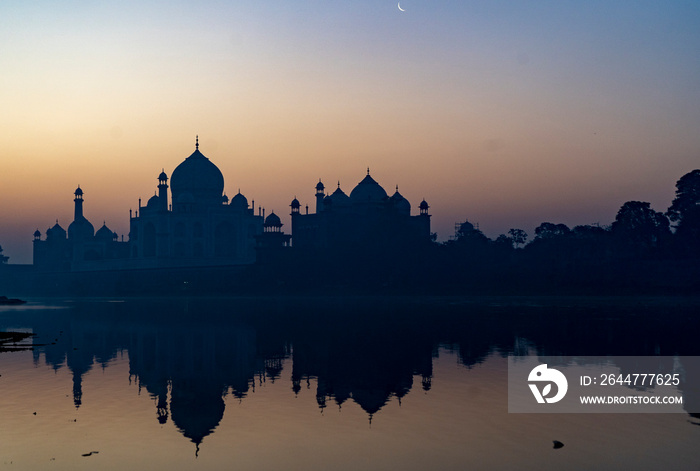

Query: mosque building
290,169,431,251
32,140,431,273
32,186,130,271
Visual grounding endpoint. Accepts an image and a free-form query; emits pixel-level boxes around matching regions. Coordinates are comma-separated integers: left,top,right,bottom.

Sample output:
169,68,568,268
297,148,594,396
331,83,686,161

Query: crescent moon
398,2,405,11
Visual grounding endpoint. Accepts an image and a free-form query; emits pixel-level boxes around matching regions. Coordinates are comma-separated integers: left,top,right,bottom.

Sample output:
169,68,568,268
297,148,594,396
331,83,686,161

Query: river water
1,296,698,470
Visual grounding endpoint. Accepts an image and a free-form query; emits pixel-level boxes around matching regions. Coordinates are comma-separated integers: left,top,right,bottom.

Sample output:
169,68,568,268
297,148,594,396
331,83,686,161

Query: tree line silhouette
426,169,700,294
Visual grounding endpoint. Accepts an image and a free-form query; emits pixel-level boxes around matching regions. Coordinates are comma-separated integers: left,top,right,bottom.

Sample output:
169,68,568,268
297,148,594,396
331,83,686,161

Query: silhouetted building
128,138,263,268
290,169,431,251
32,143,430,273
33,138,272,271
33,187,129,271
255,212,292,249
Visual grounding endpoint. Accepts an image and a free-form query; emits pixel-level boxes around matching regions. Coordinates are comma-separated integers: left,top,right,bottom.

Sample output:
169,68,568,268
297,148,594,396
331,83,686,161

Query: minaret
68,186,94,242
315,179,325,213
419,199,430,216
290,196,300,216
74,186,84,220
158,170,169,212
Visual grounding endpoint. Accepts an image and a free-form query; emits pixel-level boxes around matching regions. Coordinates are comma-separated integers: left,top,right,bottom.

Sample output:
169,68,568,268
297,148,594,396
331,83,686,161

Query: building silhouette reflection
9,298,700,452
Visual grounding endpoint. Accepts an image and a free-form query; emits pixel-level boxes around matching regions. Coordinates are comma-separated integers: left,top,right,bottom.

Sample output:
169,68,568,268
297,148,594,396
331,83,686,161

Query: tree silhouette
0,245,8,264
569,225,610,259
611,201,670,254
527,223,573,264
667,169,700,244
534,222,570,240
494,234,513,250
508,229,527,248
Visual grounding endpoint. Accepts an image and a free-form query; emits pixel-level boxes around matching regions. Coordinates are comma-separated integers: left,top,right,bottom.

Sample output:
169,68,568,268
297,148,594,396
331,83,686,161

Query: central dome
350,172,388,204
170,146,225,206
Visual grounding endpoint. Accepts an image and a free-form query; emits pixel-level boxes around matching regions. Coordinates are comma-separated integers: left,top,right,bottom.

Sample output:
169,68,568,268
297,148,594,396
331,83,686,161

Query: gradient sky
2,1,700,263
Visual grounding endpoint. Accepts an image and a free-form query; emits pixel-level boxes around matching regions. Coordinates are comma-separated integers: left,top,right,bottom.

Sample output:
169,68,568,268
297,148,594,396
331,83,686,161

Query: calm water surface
1,297,699,470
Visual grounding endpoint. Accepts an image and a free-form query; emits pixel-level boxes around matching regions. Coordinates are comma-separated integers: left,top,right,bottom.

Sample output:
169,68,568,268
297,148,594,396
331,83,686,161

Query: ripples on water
0,297,699,470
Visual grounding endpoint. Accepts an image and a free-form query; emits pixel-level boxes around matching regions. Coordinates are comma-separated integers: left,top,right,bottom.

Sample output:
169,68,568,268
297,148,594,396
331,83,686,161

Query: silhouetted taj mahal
32,138,431,271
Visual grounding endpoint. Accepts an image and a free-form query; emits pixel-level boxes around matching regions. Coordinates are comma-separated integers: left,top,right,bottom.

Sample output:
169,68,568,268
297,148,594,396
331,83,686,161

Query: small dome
222,194,229,204
316,180,325,191
158,170,168,181
391,188,411,215
95,222,114,241
458,220,475,234
34,229,41,238
290,197,300,209
74,187,83,196
329,185,351,207
230,191,248,210
264,211,282,227
419,199,429,210
146,194,160,209
350,172,388,204
47,222,67,240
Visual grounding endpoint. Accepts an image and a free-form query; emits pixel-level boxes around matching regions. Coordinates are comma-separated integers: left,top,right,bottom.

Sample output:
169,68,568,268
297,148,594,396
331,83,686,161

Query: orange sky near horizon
2,1,700,264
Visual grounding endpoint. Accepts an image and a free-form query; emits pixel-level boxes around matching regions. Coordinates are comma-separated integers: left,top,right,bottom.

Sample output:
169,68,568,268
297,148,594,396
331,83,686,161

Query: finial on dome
396,184,399,191
367,167,370,175
337,181,340,189
195,135,199,150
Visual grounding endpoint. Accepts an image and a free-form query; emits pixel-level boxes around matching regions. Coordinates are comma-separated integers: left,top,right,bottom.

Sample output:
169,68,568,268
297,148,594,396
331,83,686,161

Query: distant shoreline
8,294,700,310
